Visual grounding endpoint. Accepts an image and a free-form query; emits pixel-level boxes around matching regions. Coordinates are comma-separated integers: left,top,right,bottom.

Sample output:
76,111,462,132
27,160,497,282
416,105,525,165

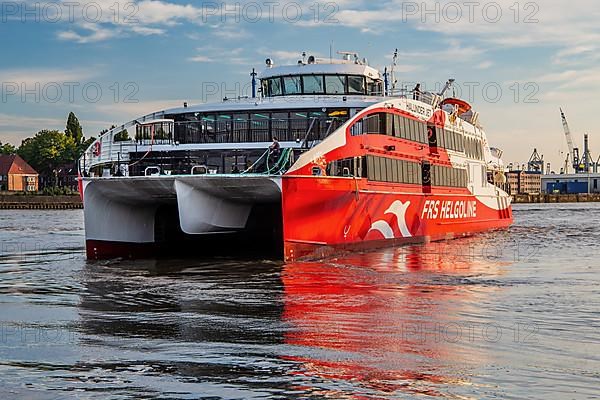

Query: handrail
300,118,319,149
191,165,208,175
144,166,161,176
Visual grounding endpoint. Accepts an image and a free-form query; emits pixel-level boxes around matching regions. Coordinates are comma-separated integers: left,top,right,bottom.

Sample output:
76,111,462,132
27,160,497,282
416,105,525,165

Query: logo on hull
368,201,413,239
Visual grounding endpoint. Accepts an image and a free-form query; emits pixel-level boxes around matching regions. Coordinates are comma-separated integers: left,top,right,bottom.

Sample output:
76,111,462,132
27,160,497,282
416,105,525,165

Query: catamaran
78,51,512,260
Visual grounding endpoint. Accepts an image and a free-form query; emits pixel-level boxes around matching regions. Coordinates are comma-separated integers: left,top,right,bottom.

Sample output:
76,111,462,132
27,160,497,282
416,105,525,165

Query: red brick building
0,154,39,192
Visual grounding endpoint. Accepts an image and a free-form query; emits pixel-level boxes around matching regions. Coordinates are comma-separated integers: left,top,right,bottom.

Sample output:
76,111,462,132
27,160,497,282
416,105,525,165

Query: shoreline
512,193,600,204
0,194,82,209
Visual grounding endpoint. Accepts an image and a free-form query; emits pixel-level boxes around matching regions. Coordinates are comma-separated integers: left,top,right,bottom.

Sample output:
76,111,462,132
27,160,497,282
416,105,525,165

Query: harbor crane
528,148,544,173
560,108,580,173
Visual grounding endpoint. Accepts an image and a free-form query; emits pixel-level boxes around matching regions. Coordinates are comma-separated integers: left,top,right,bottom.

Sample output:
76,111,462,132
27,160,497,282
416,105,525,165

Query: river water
0,204,598,399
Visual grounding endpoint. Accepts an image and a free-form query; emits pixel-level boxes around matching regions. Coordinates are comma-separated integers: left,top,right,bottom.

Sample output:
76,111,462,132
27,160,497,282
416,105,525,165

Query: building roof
0,154,38,175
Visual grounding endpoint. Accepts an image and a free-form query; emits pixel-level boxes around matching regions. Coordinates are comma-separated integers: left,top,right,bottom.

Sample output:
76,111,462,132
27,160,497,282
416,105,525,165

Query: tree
0,141,16,155
18,130,78,186
114,129,130,142
65,112,84,144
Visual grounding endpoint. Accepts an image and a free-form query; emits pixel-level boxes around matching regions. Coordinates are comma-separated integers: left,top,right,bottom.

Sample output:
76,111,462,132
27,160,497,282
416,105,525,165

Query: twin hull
83,175,513,261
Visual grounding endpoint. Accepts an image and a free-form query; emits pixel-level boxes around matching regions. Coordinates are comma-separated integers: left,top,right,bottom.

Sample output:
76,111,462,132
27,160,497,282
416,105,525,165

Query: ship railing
78,110,167,175
387,89,442,108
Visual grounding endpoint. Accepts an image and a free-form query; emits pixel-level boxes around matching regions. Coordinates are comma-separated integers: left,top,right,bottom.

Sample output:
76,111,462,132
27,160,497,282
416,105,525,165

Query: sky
1,0,599,171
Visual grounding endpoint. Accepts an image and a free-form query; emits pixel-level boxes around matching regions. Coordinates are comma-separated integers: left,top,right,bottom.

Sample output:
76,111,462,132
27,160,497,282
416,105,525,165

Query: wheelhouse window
268,78,283,96
302,75,325,94
348,76,366,94
283,76,301,95
325,75,346,94
367,77,383,95
261,74,378,97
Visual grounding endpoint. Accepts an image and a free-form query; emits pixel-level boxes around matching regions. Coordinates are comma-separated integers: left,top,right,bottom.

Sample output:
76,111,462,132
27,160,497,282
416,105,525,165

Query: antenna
390,49,398,93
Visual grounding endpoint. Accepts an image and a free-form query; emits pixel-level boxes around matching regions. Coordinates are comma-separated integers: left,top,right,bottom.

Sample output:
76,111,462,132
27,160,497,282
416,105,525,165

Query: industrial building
542,173,600,194
507,171,542,195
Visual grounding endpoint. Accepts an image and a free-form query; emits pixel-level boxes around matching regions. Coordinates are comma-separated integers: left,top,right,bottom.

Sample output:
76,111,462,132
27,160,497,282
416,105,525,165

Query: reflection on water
281,242,506,398
0,206,599,399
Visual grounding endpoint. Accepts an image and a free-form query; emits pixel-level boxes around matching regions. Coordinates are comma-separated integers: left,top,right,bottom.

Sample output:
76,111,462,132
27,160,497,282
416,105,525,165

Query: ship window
384,114,394,136
283,76,302,95
364,114,381,134
393,115,402,138
302,75,325,94
251,113,270,142
391,158,399,182
365,155,422,185
233,113,249,142
367,78,382,95
348,75,366,94
350,118,363,136
268,78,283,96
385,158,393,182
429,164,468,187
325,75,346,94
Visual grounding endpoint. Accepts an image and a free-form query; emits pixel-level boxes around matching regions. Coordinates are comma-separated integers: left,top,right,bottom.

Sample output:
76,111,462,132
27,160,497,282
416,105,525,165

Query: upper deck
78,51,496,178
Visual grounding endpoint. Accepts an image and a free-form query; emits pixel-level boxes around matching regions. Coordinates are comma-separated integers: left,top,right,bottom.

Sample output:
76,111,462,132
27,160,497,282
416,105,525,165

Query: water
0,204,599,399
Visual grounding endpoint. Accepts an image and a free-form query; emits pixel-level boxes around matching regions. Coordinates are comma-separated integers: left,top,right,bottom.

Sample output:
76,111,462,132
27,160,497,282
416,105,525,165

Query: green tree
113,129,130,142
65,112,84,144
18,130,78,186
0,141,17,155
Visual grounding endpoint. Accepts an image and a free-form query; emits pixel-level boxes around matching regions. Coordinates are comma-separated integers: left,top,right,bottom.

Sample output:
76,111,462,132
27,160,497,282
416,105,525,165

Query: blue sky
1,0,599,170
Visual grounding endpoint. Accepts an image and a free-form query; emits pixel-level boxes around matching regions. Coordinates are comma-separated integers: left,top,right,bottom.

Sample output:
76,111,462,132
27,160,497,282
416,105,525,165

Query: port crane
528,148,544,173
560,108,597,173
560,108,580,173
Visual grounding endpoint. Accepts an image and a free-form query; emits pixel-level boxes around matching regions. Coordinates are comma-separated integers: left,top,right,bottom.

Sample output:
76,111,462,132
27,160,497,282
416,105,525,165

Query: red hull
281,176,512,261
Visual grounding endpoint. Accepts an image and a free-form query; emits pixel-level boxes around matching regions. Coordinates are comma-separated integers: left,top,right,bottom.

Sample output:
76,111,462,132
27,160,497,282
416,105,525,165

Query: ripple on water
0,207,599,399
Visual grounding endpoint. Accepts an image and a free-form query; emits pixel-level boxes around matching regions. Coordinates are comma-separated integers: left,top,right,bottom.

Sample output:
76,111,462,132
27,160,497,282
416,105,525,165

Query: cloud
188,46,250,65
57,22,117,43
187,54,215,63
331,0,600,52
476,61,493,70
0,67,97,88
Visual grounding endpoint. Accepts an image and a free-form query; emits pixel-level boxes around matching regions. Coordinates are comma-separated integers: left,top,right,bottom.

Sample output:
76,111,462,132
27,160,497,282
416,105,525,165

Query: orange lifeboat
440,98,472,114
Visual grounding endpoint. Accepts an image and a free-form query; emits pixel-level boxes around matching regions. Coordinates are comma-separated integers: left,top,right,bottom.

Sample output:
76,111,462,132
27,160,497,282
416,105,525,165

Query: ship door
427,124,438,153
422,161,432,194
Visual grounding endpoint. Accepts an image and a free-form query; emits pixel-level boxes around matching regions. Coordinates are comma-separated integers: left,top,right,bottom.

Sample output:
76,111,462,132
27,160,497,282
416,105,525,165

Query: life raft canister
92,142,101,157
440,98,472,115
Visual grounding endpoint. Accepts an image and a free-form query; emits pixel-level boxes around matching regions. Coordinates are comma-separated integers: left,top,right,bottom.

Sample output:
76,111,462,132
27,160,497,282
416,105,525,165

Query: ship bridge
259,53,384,97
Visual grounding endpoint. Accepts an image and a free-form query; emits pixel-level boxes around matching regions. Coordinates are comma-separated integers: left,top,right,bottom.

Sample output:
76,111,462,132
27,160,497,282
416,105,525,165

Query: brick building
506,170,542,195
0,154,39,192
